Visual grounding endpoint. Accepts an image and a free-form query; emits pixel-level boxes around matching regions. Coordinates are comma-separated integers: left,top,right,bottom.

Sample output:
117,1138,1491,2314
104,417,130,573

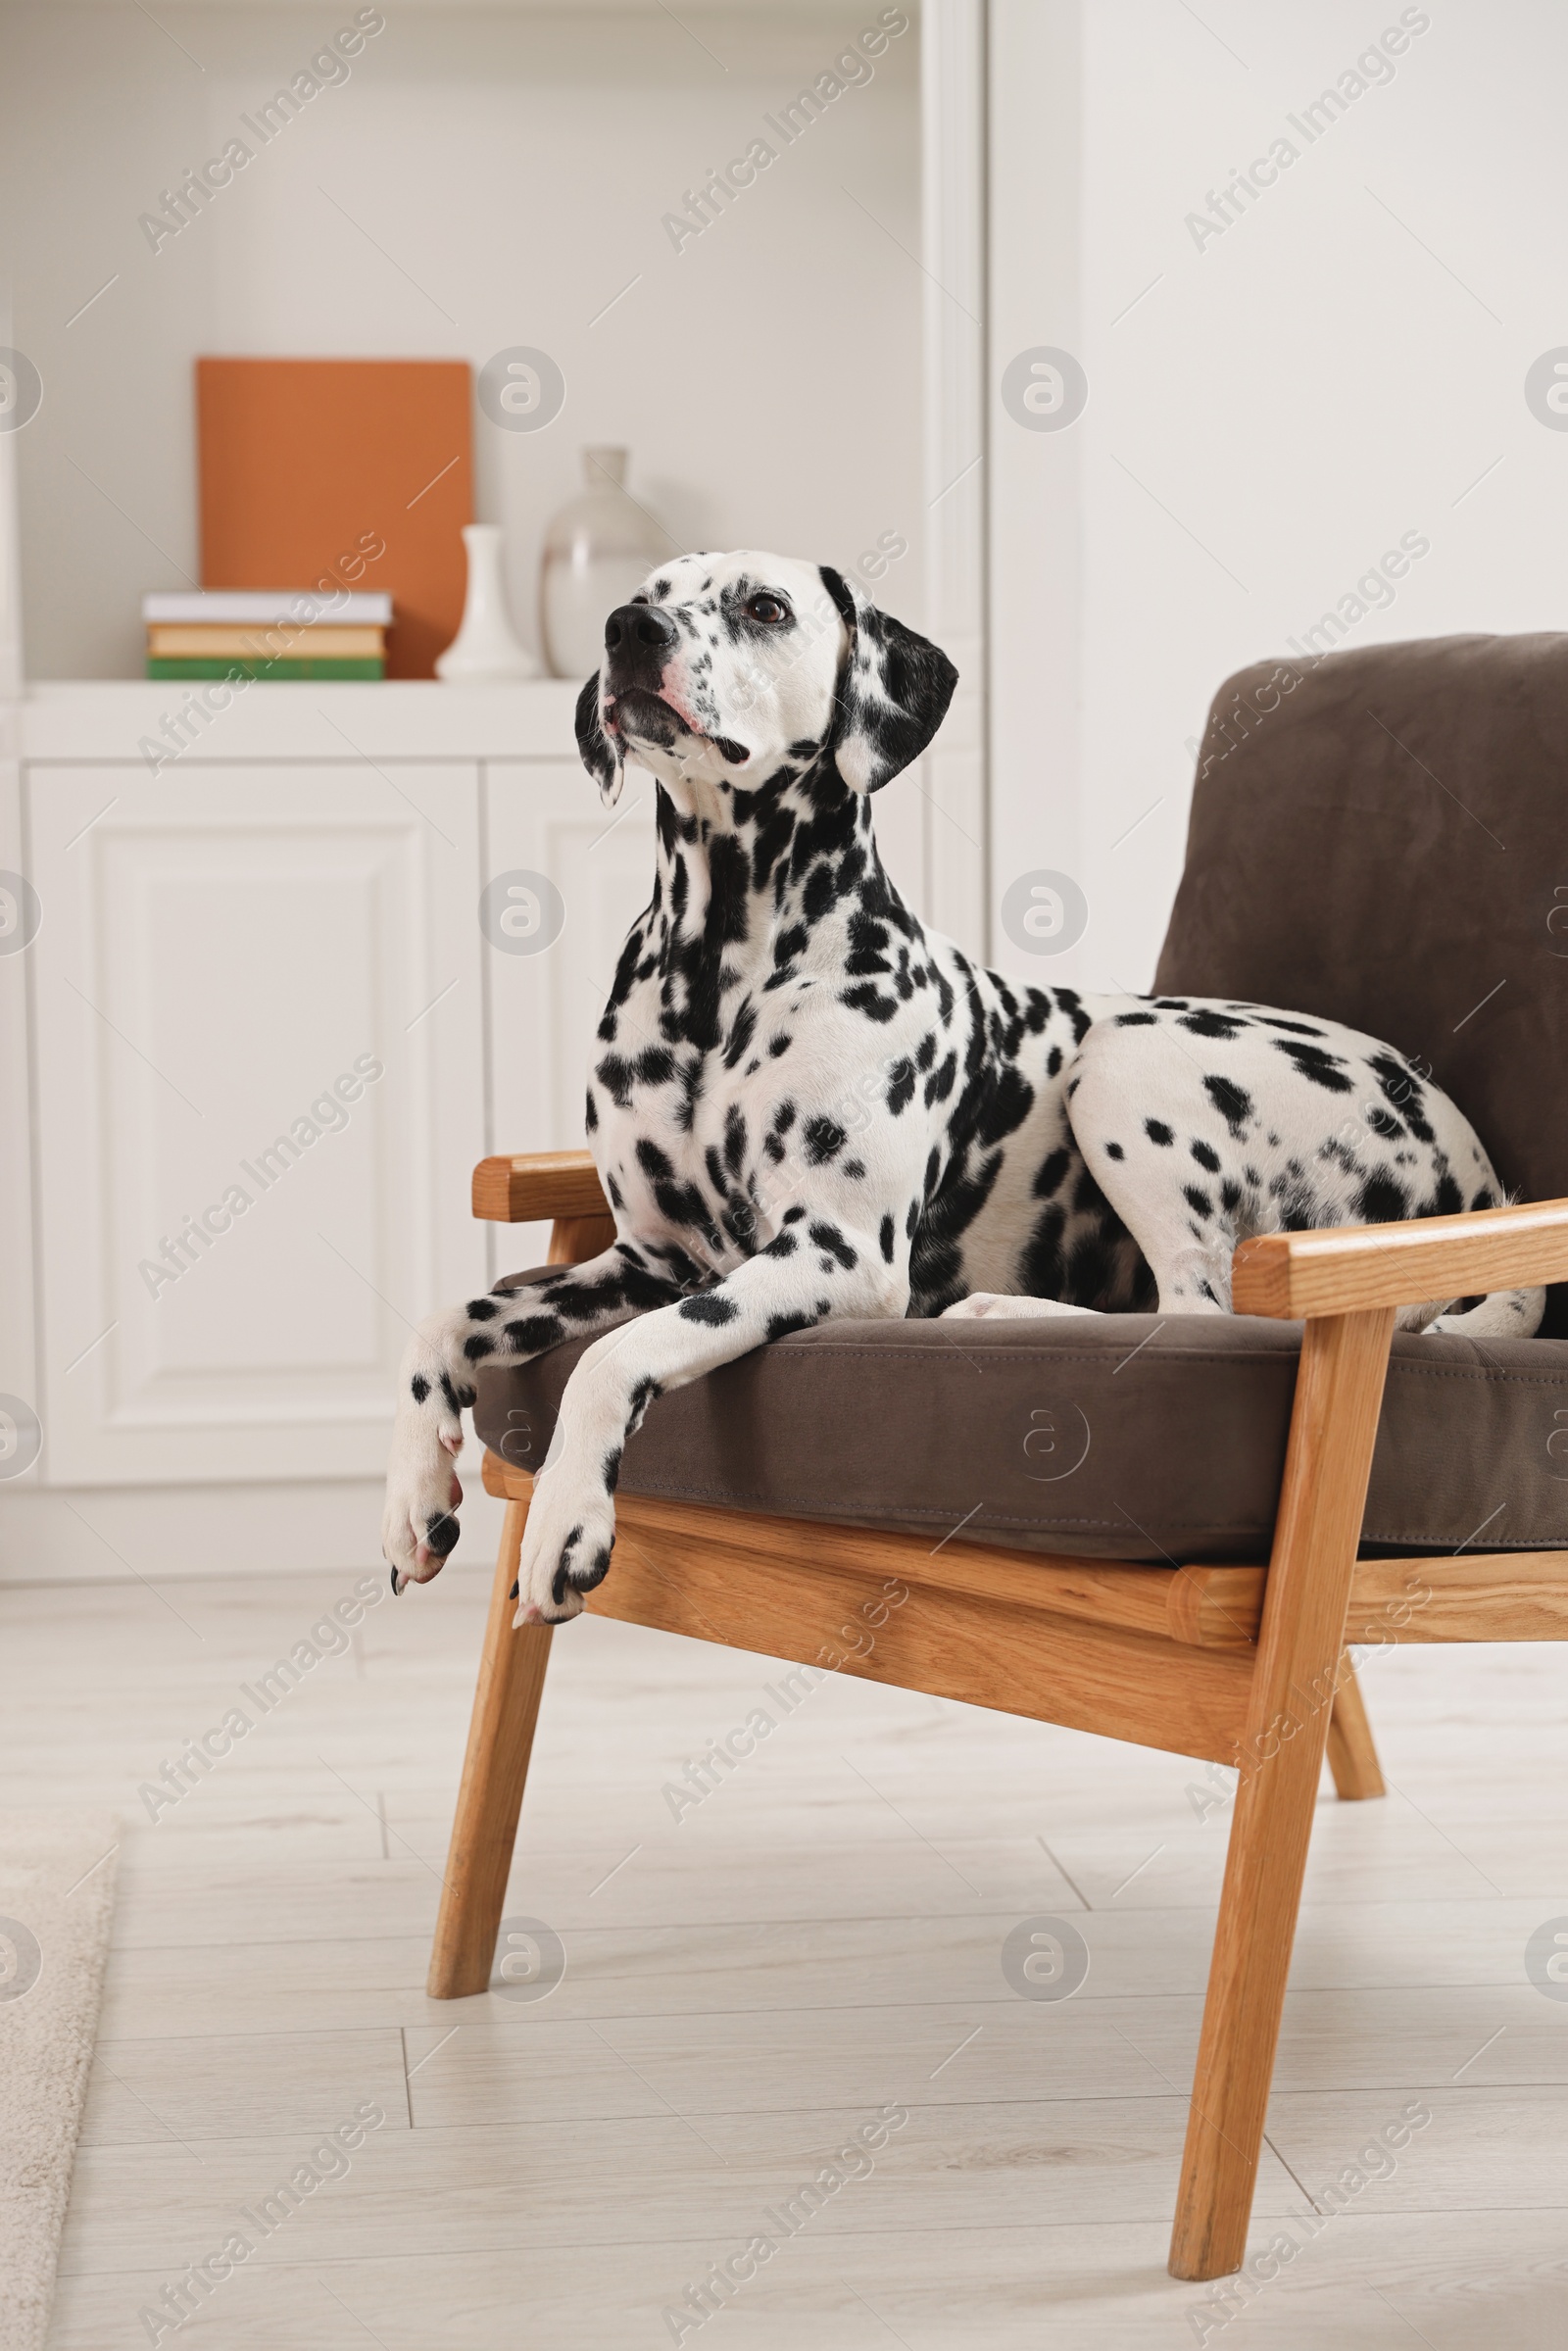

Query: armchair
426,629,1568,2283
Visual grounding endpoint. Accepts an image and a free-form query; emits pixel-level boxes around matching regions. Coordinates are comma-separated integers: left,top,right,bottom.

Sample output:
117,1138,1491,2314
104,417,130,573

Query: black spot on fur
1203,1075,1254,1136
678,1292,739,1325
879,1212,896,1262
410,1374,429,1403
809,1221,858,1270
841,983,898,1024
1033,1148,1072,1199
1421,1169,1464,1218
573,1543,614,1593
1274,1039,1354,1094
1356,1171,1409,1224
722,1000,758,1069
766,1308,818,1342
502,1313,566,1354
1190,1139,1221,1173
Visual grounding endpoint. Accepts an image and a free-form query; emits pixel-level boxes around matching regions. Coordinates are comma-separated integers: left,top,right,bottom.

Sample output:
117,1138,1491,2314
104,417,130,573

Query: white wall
989,0,1568,994
4,3,922,679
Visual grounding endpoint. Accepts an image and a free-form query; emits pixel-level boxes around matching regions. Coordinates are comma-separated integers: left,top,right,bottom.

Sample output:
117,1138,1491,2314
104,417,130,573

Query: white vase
541,448,670,679
436,524,540,682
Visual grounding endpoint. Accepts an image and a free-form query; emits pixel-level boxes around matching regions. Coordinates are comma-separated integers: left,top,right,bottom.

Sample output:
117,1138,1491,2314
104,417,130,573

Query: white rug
0,1812,119,2351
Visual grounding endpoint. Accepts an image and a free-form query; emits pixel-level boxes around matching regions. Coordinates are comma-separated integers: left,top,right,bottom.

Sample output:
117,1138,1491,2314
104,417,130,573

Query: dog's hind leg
1061,1048,1238,1314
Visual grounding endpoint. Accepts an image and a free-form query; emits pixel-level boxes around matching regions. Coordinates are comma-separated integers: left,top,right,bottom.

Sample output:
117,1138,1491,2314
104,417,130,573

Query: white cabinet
3,677,942,1552
28,761,487,1485
4,686,598,1525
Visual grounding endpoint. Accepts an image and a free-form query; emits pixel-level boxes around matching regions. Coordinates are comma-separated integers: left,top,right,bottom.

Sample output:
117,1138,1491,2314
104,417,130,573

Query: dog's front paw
514,1469,615,1627
382,1427,464,1594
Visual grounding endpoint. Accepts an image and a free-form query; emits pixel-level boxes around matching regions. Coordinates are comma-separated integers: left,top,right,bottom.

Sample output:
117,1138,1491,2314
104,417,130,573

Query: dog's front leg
382,1244,678,1592
514,1216,904,1624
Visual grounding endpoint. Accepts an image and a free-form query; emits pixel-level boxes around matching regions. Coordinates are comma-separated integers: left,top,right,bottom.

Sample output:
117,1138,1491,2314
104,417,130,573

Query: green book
145,658,385,681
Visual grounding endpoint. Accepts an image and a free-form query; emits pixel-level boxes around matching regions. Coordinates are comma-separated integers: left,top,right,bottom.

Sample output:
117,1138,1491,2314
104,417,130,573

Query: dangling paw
513,1466,616,1626
382,1427,464,1593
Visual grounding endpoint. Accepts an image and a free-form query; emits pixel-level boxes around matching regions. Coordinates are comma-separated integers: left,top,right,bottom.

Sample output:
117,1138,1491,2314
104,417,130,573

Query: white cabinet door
29,763,486,1485
482,760,658,1272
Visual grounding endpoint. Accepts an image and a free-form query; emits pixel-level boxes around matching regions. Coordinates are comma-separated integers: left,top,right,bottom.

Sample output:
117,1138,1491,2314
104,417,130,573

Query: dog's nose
604,604,676,655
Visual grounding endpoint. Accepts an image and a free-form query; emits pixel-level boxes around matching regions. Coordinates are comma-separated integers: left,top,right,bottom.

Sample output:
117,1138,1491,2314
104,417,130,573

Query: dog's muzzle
600,603,750,768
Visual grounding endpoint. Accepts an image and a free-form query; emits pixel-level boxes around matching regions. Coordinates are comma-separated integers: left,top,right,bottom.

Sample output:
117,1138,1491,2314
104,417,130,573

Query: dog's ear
575,673,624,808
819,565,958,794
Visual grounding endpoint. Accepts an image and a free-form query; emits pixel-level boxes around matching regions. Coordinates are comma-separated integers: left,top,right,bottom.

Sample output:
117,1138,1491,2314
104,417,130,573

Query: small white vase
436,524,540,682
541,448,670,679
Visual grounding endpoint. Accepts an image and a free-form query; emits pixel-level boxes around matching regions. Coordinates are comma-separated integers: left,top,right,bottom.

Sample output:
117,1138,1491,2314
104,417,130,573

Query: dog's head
574,551,957,809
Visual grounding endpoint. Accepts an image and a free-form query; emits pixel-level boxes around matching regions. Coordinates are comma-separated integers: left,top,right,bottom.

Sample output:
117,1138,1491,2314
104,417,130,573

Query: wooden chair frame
430,1151,1568,2281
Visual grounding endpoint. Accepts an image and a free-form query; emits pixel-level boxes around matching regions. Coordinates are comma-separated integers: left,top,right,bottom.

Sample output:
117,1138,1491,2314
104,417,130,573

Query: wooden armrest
471,1150,610,1224
1232,1195,1568,1319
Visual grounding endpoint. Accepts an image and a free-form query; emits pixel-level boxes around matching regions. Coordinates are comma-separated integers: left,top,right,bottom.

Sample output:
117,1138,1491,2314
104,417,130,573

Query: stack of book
142,592,393,680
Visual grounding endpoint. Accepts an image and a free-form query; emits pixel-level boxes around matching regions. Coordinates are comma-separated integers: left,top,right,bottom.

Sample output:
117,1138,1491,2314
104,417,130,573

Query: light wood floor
6,1556,1568,2347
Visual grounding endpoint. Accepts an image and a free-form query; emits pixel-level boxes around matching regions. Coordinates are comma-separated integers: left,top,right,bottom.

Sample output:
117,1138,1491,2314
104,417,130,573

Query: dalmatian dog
381,552,1544,1621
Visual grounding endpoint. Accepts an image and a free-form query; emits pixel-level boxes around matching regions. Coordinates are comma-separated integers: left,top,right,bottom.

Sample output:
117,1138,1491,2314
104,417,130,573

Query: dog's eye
745,593,789,624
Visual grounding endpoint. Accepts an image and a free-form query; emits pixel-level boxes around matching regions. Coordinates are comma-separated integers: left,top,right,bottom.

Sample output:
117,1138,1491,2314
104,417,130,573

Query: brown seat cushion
1156,630,1568,1334
475,1291,1568,1563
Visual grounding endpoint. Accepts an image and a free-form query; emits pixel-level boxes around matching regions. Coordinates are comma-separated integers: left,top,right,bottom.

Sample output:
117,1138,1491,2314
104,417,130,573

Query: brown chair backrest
1154,631,1568,1335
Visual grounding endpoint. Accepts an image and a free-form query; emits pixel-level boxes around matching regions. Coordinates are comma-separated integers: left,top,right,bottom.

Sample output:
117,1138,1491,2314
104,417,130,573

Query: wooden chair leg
426,1495,553,1999
1169,1306,1396,2281
1325,1652,1386,1800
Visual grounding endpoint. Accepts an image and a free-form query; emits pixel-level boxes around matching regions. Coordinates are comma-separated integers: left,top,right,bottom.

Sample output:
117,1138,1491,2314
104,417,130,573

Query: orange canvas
197,358,472,678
